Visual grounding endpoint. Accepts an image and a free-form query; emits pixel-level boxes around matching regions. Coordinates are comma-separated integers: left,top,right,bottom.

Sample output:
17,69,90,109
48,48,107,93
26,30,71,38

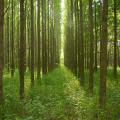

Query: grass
0,67,120,120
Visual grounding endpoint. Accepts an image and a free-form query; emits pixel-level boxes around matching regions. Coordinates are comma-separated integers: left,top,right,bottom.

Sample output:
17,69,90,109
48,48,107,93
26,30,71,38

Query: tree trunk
79,0,84,85
31,0,35,86
11,0,15,77
0,0,4,103
94,1,98,71
89,0,94,95
19,0,26,99
37,0,41,78
99,0,108,108
42,0,47,75
113,0,117,78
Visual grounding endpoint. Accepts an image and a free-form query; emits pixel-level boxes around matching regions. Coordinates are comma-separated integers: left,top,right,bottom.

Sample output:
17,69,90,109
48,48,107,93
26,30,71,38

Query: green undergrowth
0,67,120,120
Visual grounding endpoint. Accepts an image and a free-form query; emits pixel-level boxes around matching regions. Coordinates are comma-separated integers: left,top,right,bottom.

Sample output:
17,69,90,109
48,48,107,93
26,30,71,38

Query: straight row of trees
0,0,120,110
0,0,61,101
64,0,120,108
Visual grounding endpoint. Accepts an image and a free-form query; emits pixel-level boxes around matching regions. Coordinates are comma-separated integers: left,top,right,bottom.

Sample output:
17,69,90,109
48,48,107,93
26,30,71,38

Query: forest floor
1,67,120,120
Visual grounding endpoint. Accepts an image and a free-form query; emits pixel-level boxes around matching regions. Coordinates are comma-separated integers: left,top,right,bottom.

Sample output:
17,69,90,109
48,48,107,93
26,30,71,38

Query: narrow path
26,67,90,120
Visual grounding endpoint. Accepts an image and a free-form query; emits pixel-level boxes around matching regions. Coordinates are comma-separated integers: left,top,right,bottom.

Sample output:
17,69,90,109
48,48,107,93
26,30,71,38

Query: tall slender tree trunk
19,0,26,99
74,0,78,76
31,0,35,86
34,2,37,71
79,0,84,85
0,0,4,103
48,0,50,72
7,3,10,71
37,0,41,78
70,0,75,73
42,0,47,75
27,8,30,70
11,0,15,77
118,46,120,67
89,0,94,95
99,0,108,108
113,0,117,78
94,1,98,71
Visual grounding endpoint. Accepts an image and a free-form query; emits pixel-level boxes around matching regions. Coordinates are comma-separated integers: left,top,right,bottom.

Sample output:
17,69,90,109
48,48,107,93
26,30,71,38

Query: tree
74,0,78,76
89,0,94,95
48,0,51,71
42,0,47,75
11,0,15,77
70,0,75,73
0,0,4,103
6,0,10,71
19,0,26,99
113,0,117,78
31,0,35,86
94,1,98,71
78,0,84,85
99,0,108,108
37,0,41,78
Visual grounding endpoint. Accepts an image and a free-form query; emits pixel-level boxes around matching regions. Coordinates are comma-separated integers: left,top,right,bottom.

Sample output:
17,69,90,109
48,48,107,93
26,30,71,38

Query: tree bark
89,0,94,95
113,0,117,78
99,0,108,108
0,0,4,103
31,0,35,85
42,0,47,75
37,0,41,78
11,0,15,77
19,0,26,99
94,1,98,71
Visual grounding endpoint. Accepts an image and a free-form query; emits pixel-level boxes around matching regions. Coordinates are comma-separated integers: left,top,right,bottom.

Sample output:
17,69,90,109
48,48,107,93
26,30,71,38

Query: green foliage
1,67,120,120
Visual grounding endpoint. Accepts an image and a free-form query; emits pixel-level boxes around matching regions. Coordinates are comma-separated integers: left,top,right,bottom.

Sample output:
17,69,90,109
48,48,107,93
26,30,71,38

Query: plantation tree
48,0,53,71
113,0,117,78
47,0,50,71
78,0,84,85
74,0,78,76
89,0,94,94
26,0,31,71
5,0,10,71
94,1,98,71
0,0,4,103
19,0,26,99
99,0,108,108
37,0,41,78
42,0,47,74
11,0,15,77
31,0,35,85
84,2,89,69
34,1,37,71
70,0,75,73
